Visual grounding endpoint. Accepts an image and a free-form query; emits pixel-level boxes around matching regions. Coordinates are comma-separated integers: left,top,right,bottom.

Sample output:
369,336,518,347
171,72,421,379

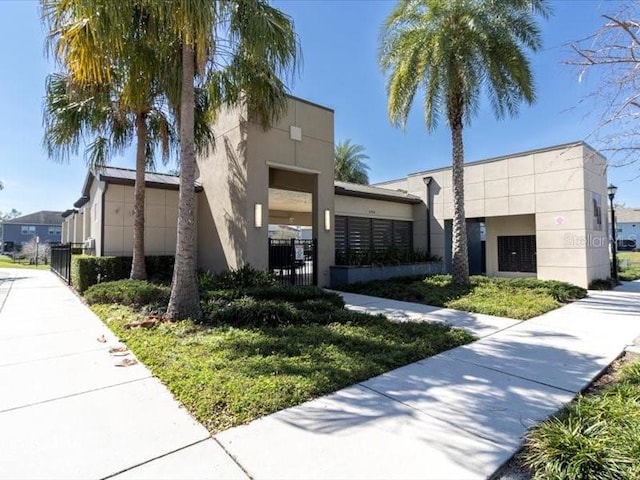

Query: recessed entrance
268,169,318,285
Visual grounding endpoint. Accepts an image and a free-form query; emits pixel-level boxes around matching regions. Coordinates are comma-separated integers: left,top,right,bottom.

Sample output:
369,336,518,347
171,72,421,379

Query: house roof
615,207,640,224
74,167,203,207
334,181,422,204
4,210,64,225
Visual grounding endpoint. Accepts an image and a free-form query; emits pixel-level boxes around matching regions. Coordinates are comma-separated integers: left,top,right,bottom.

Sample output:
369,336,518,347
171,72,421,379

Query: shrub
240,286,344,307
71,255,125,293
70,255,175,292
588,278,617,290
201,297,311,327
198,265,276,292
84,279,170,307
335,248,439,266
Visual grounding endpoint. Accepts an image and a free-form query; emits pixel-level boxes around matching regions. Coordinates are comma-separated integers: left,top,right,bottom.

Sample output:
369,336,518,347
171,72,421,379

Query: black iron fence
268,238,317,286
50,243,93,284
50,243,72,284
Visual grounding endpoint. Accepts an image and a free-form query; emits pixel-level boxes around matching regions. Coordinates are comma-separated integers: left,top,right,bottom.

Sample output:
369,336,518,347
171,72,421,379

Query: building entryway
444,218,486,275
267,168,319,285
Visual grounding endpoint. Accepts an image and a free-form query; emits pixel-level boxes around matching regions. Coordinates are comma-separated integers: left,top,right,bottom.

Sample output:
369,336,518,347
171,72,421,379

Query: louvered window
335,215,413,255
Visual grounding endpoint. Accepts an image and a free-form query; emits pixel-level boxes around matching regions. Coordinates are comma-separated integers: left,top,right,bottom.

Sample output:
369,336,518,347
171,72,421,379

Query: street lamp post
608,184,618,281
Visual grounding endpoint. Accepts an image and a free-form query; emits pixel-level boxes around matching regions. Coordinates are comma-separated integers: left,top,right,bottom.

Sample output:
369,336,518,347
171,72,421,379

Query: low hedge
84,279,170,307
198,265,276,291
200,295,374,328
71,256,125,293
201,285,344,308
71,255,174,292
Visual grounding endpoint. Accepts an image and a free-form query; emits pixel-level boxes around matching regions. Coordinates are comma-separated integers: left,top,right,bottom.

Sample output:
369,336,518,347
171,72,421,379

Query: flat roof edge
405,140,587,177
286,94,334,113
335,186,422,205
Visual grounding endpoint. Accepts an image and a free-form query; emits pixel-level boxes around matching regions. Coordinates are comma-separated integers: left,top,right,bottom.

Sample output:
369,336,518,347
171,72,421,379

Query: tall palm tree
42,0,176,280
335,139,370,184
155,0,300,320
379,0,550,285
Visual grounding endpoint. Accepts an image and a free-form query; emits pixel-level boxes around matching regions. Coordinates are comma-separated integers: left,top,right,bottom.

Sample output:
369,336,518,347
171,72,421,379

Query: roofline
375,140,593,185
74,196,89,208
101,175,204,192
79,167,203,197
334,185,422,205
285,94,334,113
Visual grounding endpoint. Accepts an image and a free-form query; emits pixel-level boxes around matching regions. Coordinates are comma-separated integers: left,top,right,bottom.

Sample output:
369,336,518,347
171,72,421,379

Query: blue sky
0,0,637,217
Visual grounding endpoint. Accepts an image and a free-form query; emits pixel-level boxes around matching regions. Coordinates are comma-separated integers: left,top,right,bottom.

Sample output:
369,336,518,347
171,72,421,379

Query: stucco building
62,96,611,288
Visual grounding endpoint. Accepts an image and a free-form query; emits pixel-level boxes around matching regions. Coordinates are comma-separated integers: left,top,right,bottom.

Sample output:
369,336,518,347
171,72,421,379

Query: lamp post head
608,184,618,201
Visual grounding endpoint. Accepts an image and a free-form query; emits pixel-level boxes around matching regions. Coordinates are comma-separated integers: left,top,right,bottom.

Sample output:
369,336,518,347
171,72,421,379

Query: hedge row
71,255,174,292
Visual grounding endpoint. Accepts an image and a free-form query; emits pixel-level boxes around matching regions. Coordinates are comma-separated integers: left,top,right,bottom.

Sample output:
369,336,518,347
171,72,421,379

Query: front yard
86,270,472,433
337,274,587,320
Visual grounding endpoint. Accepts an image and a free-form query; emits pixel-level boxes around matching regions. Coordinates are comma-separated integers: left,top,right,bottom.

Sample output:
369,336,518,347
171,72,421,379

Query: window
21,225,36,235
335,215,413,258
497,235,537,273
592,193,603,231
48,226,61,235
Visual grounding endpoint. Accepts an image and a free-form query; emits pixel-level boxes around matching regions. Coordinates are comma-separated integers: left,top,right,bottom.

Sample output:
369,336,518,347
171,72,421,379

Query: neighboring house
613,207,640,250
61,95,611,288
1,211,63,251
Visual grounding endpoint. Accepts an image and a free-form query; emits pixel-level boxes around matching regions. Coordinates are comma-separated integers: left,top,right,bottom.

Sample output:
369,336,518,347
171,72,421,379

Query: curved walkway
217,282,640,479
1,268,639,479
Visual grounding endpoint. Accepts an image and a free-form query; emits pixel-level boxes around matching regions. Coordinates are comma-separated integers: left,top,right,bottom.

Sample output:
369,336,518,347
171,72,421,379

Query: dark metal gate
268,238,317,286
50,243,72,284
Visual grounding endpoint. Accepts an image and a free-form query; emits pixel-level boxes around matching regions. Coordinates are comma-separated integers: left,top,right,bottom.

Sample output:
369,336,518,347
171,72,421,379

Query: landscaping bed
496,352,640,479
337,275,587,320
619,252,640,281
86,267,473,433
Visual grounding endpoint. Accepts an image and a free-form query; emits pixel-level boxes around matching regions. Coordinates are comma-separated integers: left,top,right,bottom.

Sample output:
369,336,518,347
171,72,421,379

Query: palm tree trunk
166,42,201,320
450,112,469,286
130,112,148,280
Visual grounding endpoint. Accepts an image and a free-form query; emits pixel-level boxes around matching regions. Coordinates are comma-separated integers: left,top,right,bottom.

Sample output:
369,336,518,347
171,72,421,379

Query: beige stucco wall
377,143,610,287
485,214,536,278
335,196,414,221
102,184,178,256
61,217,71,243
197,97,335,286
72,211,83,244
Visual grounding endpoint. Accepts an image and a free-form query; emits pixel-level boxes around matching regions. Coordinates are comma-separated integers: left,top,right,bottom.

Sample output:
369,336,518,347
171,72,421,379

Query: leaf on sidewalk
115,358,138,367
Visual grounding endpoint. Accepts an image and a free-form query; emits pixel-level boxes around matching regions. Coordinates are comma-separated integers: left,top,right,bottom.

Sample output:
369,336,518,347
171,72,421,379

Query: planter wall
330,262,443,287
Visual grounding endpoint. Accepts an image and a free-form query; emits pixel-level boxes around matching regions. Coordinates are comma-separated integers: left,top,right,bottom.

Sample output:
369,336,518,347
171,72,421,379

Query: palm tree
42,0,175,280
155,0,300,320
335,140,370,184
379,0,550,285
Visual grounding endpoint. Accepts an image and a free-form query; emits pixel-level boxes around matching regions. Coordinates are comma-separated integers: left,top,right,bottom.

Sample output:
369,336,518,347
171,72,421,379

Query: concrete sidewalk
3,268,640,479
217,282,640,479
0,269,245,480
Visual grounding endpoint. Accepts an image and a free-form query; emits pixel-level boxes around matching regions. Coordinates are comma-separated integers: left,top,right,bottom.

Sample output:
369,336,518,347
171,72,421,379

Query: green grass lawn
93,303,473,433
520,355,640,479
0,254,50,270
619,252,640,281
337,275,587,320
